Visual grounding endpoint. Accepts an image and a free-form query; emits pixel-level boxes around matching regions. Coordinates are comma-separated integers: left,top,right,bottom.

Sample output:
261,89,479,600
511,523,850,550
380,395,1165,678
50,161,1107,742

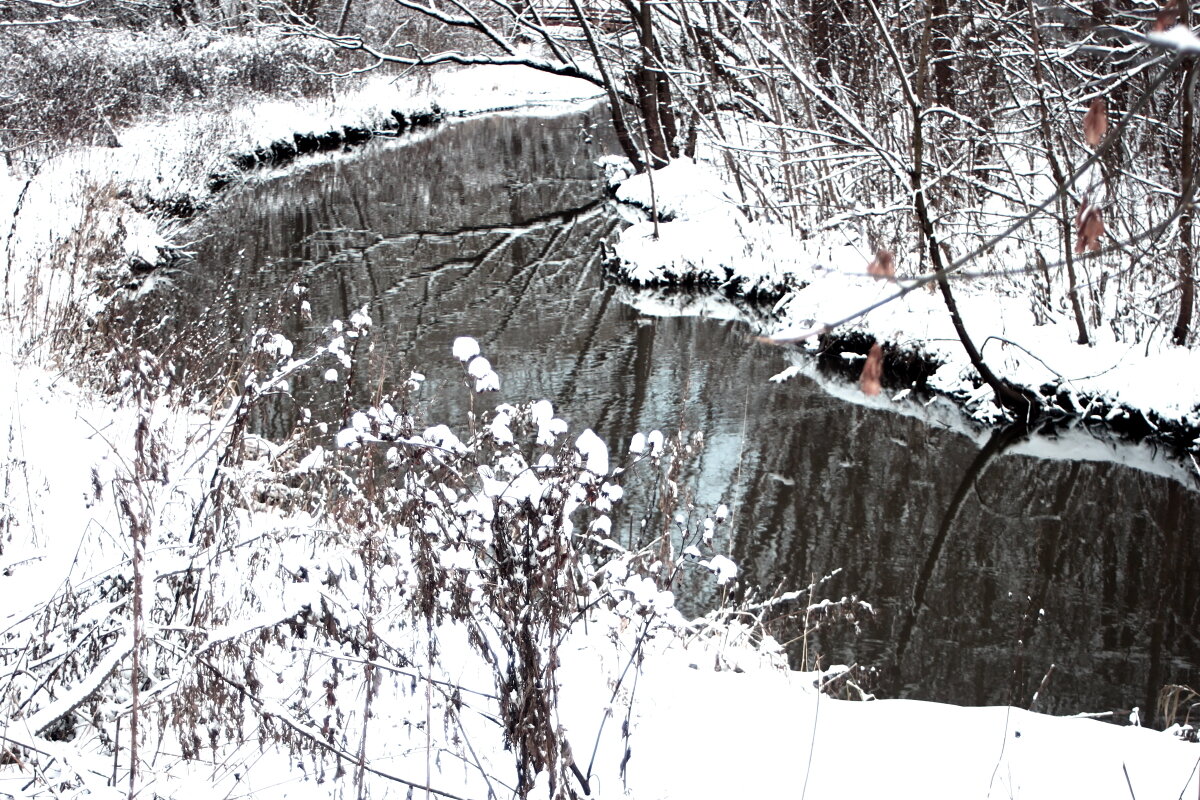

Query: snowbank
586,649,1200,800
0,63,604,355
2,335,1197,800
1,62,1197,800
2,64,605,226
612,158,1200,447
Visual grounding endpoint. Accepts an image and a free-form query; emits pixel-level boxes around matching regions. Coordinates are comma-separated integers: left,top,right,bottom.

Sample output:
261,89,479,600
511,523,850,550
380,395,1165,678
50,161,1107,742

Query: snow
452,335,481,361
607,660,1200,800
1,337,1196,799
532,398,569,444
425,62,605,113
0,50,1196,800
765,343,1200,487
575,428,610,476
488,407,515,444
611,158,1200,436
0,65,604,328
455,339,502,391
704,553,738,585
1147,24,1200,53
472,362,500,392
467,355,494,379
614,159,813,295
422,423,469,454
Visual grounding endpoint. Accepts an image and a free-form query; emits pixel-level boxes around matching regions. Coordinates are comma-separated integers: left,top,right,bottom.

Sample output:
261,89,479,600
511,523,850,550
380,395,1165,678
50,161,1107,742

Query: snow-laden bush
0,28,339,164
0,318,765,799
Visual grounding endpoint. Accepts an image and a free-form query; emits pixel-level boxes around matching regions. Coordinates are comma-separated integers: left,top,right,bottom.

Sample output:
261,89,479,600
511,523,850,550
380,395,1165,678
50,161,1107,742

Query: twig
987,705,1013,797
426,623,434,800
1029,663,1056,712
195,656,475,800
799,671,821,800
0,17,98,25
1123,762,1137,800
0,732,52,757
760,52,1187,346
1174,750,1200,800
450,707,503,800
584,615,656,783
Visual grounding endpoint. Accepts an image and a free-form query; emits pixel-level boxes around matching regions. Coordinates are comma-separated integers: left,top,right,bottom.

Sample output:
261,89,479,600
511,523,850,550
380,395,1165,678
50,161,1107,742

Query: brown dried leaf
867,249,896,281
1074,204,1106,253
859,343,883,396
1083,98,1108,148
1153,0,1179,32
1084,210,1106,251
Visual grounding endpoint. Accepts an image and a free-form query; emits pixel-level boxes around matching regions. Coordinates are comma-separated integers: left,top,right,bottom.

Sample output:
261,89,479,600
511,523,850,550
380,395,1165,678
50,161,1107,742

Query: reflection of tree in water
118,103,1200,721
723,394,1200,721
120,106,624,426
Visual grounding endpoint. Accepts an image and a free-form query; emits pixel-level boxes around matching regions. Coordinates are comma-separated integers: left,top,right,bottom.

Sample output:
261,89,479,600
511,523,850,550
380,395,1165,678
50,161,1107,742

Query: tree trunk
929,0,955,107
568,0,646,171
1025,0,1090,345
910,7,1035,418
169,0,200,25
636,0,670,167
920,193,1036,419
654,47,680,158
1174,44,1196,345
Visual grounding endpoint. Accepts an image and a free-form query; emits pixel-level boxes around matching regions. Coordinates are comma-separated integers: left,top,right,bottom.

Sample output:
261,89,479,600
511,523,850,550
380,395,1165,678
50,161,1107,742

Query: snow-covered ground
611,159,1200,444
2,62,1198,800
2,64,605,282
2,333,1198,800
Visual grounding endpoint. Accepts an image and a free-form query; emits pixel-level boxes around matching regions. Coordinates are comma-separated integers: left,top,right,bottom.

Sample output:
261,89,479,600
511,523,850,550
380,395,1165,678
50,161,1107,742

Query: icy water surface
154,103,1199,723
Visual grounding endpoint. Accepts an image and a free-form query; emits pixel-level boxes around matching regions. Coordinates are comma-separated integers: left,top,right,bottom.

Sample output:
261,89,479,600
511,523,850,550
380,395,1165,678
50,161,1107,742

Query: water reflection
140,103,1200,723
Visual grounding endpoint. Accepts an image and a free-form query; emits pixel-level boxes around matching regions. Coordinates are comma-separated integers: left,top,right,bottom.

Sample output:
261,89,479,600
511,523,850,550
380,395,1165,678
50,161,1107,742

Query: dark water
145,103,1200,724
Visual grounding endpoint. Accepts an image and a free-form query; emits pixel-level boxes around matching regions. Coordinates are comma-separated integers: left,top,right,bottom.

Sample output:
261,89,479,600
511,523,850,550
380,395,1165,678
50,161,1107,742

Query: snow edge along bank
607,158,1200,458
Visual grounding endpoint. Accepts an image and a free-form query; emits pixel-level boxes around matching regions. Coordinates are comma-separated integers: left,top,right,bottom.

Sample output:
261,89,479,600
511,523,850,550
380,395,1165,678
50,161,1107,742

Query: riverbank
2,56,1198,800
0,62,605,368
609,159,1200,457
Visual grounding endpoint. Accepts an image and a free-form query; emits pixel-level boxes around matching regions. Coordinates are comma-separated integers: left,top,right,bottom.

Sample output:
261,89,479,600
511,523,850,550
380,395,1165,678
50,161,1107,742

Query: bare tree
275,0,1198,412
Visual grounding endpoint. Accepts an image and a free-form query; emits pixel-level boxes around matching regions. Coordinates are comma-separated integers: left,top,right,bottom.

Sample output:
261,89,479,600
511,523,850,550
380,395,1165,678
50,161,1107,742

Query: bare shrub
0,319,762,798
0,27,344,165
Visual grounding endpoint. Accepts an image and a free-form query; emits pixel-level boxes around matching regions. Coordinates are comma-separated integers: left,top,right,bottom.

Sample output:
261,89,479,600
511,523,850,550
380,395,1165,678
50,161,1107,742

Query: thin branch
762,52,1186,344
195,656,476,800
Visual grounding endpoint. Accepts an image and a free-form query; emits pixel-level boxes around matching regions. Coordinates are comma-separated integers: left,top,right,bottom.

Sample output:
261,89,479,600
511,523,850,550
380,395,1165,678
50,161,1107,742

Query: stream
142,102,1200,723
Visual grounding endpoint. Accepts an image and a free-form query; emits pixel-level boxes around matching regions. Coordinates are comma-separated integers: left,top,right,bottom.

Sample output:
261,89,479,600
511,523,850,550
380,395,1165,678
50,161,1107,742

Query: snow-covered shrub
6,178,172,366
0,323,757,799
0,28,341,165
